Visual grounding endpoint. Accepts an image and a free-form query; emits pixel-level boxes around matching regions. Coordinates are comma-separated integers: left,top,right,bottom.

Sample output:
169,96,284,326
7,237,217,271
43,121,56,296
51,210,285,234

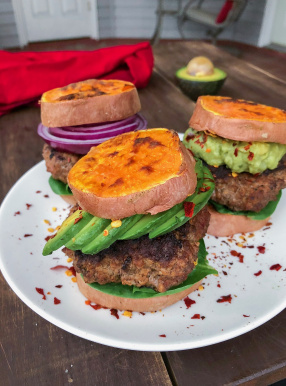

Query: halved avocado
175,67,227,101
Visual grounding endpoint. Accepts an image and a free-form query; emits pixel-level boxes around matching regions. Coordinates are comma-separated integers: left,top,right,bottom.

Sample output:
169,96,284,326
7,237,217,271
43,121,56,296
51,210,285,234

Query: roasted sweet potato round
207,205,270,237
77,272,202,312
68,129,197,219
190,96,286,144
41,79,141,127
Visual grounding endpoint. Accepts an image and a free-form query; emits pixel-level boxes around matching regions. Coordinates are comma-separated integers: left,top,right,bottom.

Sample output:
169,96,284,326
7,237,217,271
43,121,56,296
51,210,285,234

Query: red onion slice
37,114,147,154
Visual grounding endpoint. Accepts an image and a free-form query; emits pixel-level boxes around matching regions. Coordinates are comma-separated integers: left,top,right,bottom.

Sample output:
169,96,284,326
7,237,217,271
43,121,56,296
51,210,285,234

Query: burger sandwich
37,79,147,205
183,96,286,237
43,128,217,312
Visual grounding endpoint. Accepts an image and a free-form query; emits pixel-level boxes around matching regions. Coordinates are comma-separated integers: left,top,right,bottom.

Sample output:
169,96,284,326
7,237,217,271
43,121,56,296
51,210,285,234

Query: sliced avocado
175,66,227,101
43,210,93,255
149,165,214,238
65,216,110,250
82,214,143,255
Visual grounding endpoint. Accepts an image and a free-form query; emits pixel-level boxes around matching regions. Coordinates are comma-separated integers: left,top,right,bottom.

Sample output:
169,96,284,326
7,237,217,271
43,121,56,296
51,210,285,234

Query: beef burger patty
64,206,210,293
42,143,82,184
208,155,286,213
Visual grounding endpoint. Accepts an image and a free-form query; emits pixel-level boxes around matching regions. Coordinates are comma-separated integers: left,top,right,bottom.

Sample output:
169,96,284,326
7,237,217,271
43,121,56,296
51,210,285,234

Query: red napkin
0,41,154,117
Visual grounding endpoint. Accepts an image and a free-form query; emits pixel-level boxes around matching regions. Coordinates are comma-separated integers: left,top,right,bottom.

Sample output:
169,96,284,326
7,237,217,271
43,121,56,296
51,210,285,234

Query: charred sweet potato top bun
68,128,197,219
41,79,141,127
190,96,286,144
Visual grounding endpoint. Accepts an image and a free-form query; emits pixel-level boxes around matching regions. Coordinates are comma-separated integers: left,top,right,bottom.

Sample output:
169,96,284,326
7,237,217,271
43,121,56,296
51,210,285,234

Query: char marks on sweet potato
68,129,197,219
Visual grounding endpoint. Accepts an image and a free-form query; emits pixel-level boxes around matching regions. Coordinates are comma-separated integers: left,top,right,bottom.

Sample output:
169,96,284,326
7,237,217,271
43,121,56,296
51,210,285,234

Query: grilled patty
208,155,286,212
42,144,82,184
64,206,210,293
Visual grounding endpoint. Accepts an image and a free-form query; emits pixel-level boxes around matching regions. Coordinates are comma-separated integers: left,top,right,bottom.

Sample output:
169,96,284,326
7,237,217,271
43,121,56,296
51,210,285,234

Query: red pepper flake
201,316,206,320
199,186,211,192
244,144,251,151
217,283,221,288
270,264,282,271
110,309,119,319
254,270,262,276
36,190,41,193
266,222,272,226
14,211,21,216
24,234,33,237
54,297,61,305
222,271,228,276
26,203,32,210
50,265,69,270
257,246,265,254
45,234,55,242
191,314,201,319
184,202,195,218
140,312,146,316
74,213,83,225
91,304,103,310
234,148,238,157
159,334,166,338
248,152,254,161
186,134,195,141
55,285,62,288
217,295,232,303
230,250,244,263
184,296,196,309
243,314,250,317
44,194,49,198
69,266,76,276
35,287,46,300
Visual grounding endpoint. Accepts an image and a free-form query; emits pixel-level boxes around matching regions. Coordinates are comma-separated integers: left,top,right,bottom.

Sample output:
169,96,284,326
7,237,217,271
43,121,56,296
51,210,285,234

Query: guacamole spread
183,128,286,174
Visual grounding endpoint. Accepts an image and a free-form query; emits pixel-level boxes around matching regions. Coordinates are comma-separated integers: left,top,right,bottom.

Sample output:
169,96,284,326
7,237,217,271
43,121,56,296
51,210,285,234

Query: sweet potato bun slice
207,205,270,237
68,129,197,219
41,79,141,127
190,96,286,144
77,272,202,312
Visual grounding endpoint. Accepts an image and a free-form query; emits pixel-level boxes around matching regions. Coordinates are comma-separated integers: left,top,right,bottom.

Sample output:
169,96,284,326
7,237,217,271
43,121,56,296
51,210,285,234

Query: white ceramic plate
0,161,285,351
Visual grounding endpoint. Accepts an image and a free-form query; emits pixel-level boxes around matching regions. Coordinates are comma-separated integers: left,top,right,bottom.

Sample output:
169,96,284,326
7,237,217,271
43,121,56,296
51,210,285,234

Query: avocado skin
175,67,227,101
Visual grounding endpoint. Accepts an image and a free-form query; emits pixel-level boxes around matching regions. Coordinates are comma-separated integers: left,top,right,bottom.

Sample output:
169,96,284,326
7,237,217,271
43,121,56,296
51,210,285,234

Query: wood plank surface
0,40,285,386
153,41,286,110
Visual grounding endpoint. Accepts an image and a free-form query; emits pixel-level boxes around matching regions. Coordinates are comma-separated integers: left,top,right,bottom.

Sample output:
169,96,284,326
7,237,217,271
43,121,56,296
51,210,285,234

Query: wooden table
1,41,285,385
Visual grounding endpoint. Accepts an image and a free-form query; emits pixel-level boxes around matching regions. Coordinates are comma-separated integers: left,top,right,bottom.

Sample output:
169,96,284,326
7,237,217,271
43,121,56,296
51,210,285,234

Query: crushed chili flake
199,186,211,192
36,190,41,193
184,202,195,218
44,194,49,198
248,152,254,161
14,211,21,216
230,250,244,263
159,334,166,338
110,309,119,319
35,287,46,300
50,265,69,270
257,246,265,254
191,314,201,319
234,148,238,157
270,264,282,271
217,283,221,288
184,296,196,309
243,315,250,317
217,295,232,304
266,222,272,226
26,203,32,210
244,143,252,151
24,234,33,237
74,214,83,225
254,270,262,276
55,285,62,288
54,297,61,305
222,271,228,276
103,229,109,236
45,234,55,242
140,312,146,316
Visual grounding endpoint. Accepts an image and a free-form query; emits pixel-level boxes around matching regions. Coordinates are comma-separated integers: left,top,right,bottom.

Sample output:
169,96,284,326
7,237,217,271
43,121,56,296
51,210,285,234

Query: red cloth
0,42,154,116
215,0,233,24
